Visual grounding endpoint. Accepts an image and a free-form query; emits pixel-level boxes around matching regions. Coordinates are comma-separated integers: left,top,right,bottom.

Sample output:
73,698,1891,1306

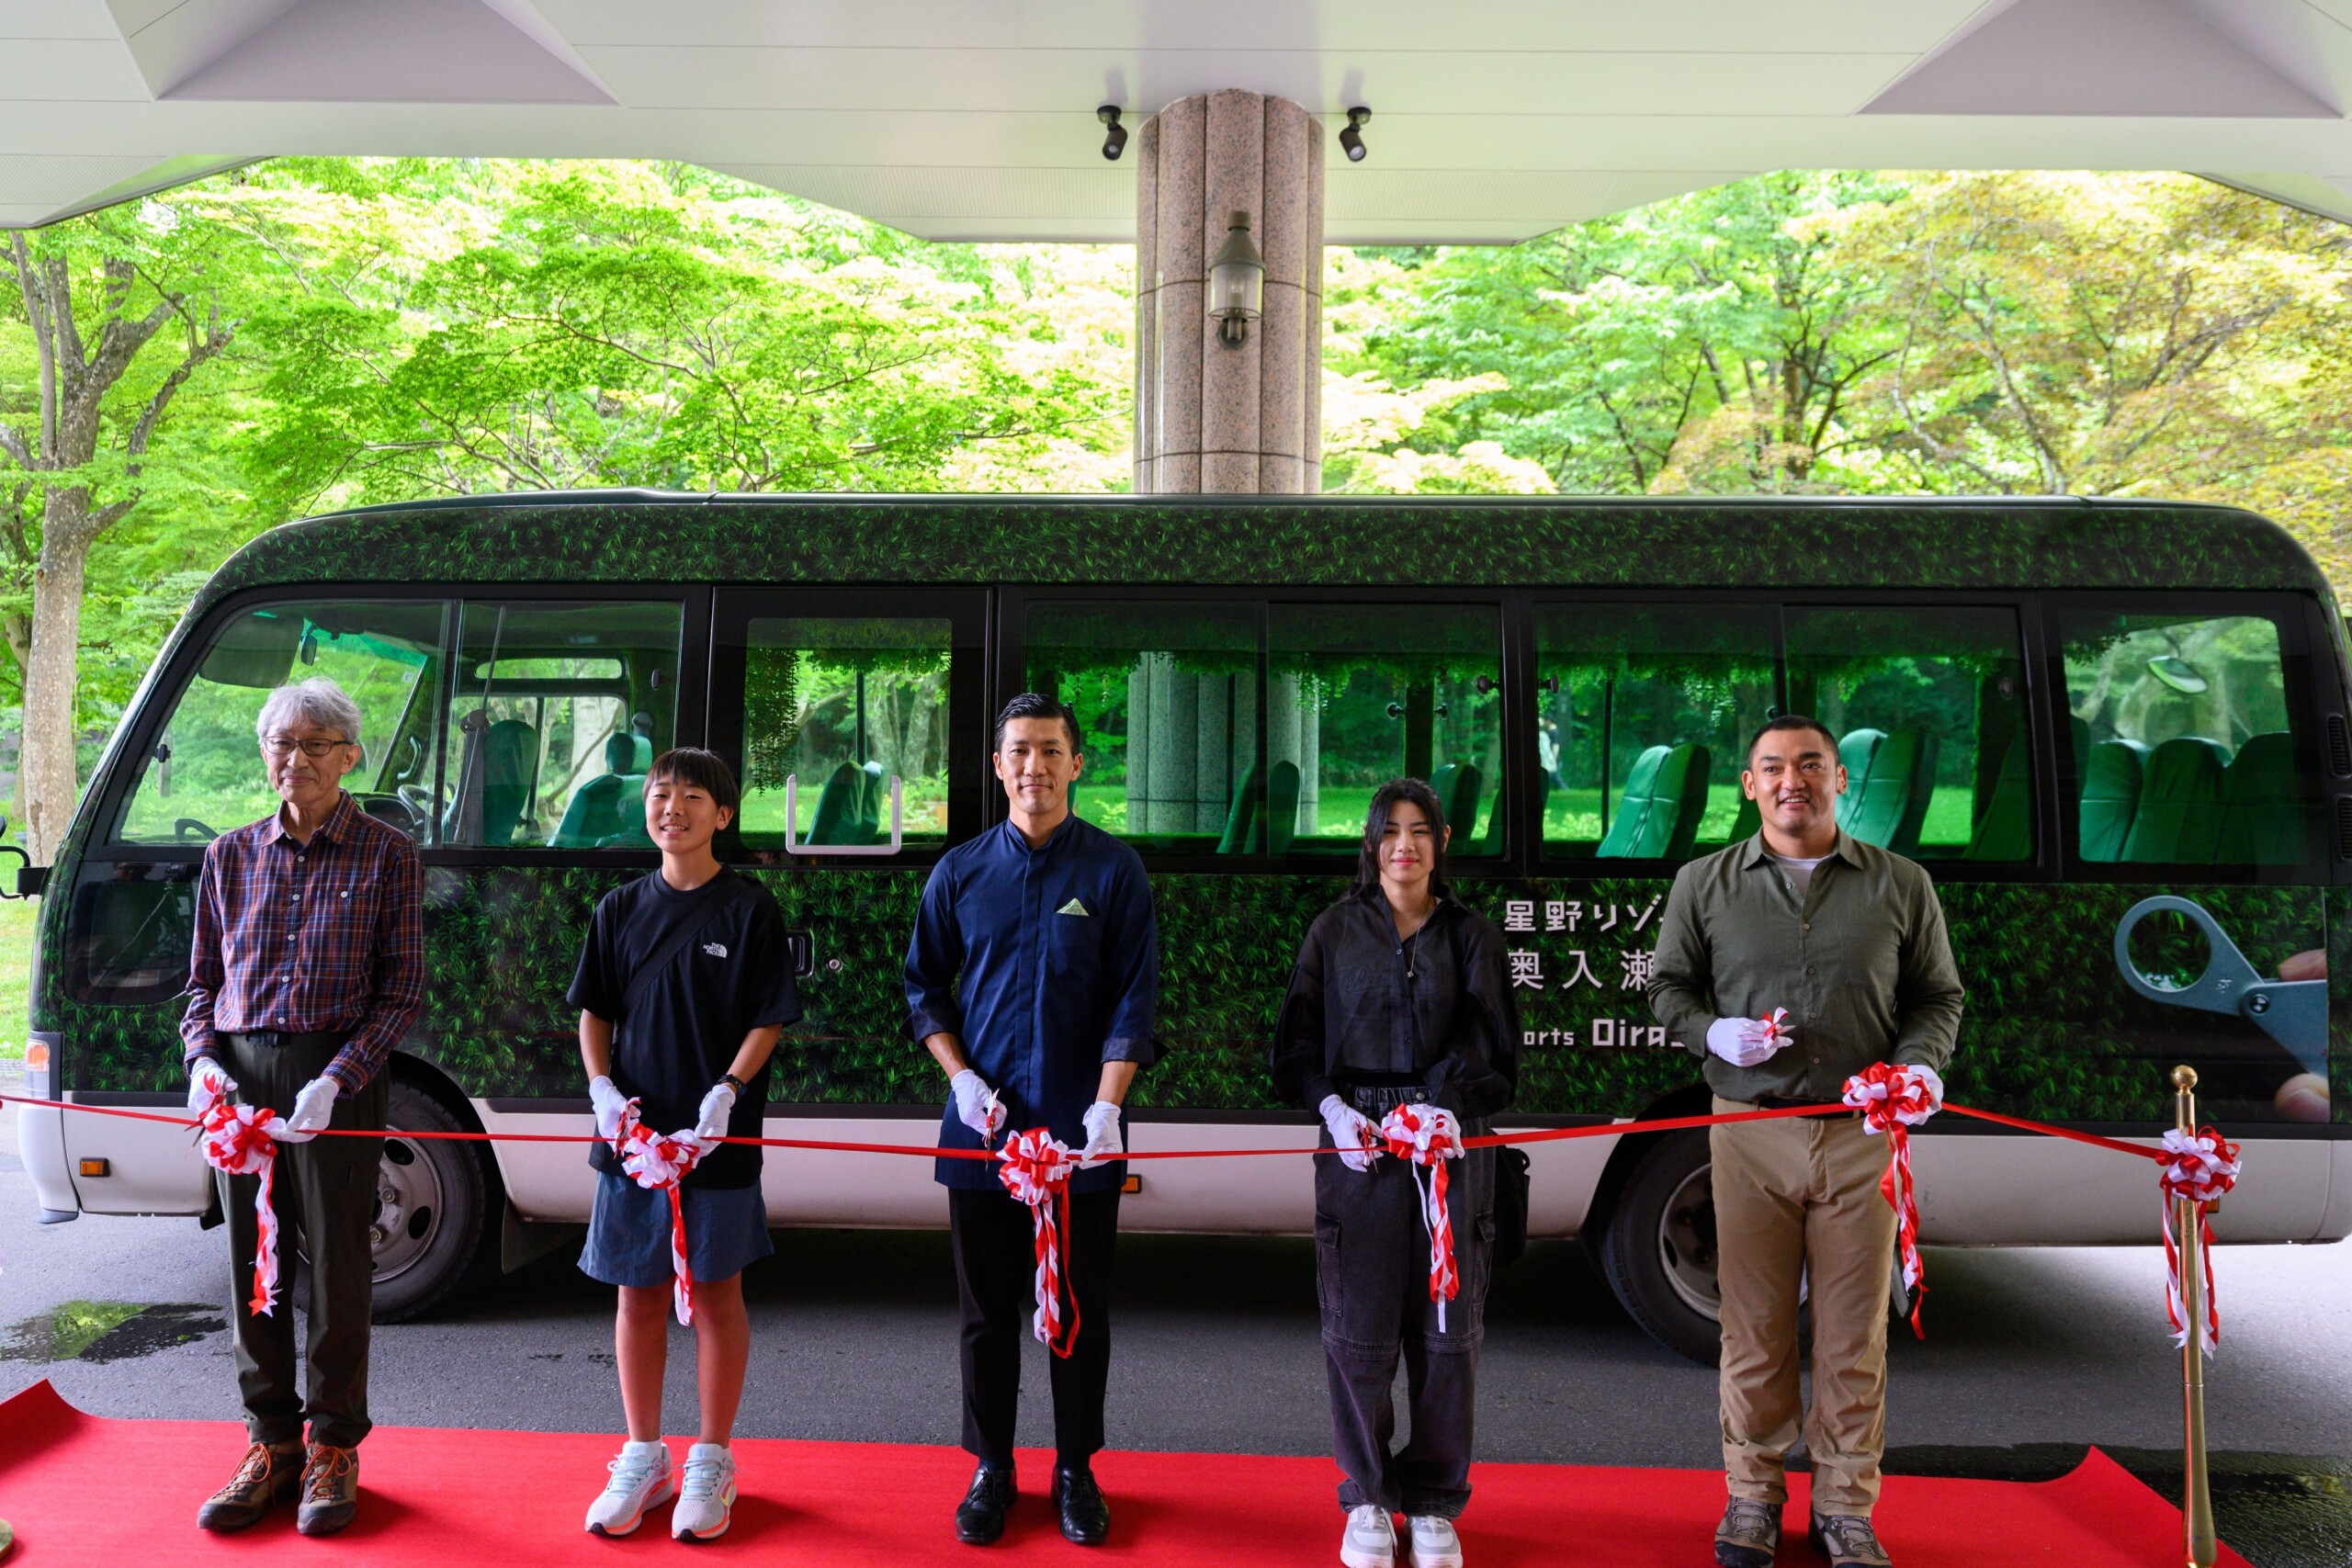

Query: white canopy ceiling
6,0,2352,239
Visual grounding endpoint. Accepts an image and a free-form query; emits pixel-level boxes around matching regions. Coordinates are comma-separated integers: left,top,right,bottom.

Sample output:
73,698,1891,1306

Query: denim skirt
579,1168,775,1289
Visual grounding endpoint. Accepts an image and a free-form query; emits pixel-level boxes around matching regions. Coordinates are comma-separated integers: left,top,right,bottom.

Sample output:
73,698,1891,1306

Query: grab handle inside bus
781,773,906,857
2111,895,2326,1076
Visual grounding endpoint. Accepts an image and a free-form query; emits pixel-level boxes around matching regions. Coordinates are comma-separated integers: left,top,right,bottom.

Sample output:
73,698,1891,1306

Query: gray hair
256,677,365,750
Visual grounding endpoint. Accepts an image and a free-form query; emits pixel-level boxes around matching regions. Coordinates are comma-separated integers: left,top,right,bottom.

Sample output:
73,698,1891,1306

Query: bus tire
1598,1128,1723,1366
367,1078,492,1322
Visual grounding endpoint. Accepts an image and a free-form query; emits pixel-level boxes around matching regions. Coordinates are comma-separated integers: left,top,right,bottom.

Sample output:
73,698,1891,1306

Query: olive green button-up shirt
1645,830,1965,1102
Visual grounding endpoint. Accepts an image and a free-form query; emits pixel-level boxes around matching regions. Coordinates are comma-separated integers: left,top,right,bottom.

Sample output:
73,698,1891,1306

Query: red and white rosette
996,1127,1082,1358
2158,1126,2241,1357
612,1102,707,1326
1757,1007,1792,1046
1842,1062,1938,1338
198,1096,290,1317
1380,1103,1467,1333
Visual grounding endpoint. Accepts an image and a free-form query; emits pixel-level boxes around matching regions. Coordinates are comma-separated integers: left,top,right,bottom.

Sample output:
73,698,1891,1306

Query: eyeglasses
262,734,352,758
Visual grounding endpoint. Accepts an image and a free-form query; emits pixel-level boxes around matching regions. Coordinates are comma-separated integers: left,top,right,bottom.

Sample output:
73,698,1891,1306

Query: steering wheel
174,818,218,843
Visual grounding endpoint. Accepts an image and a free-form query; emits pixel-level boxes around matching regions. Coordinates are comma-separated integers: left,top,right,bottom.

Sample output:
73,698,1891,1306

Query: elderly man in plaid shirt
180,676,424,1538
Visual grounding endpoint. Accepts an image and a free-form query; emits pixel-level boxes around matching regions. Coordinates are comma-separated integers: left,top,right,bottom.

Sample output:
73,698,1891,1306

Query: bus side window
113,599,453,846
2060,607,2313,867
735,615,953,852
1268,604,1503,856
1535,604,1776,861
1023,601,1260,852
444,601,683,851
1784,606,2030,862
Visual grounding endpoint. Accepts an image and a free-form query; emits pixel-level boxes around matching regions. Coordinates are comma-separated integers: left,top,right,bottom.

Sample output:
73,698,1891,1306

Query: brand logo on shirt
1057,898,1090,917
702,942,729,958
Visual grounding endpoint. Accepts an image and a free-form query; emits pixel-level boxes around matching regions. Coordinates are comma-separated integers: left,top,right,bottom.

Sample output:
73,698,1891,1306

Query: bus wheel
368,1079,491,1322
1598,1129,1723,1365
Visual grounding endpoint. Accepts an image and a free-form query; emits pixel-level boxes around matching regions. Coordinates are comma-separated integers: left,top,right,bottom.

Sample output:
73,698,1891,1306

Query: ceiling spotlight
1098,105,1128,162
1339,106,1371,163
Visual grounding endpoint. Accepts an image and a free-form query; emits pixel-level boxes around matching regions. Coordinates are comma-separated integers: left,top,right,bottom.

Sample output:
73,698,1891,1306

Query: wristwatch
721,1073,748,1094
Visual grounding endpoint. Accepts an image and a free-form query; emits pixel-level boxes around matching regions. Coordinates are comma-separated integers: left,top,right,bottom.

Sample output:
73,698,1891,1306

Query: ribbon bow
612,1103,707,1325
1842,1062,1936,1337
1380,1104,1466,1333
996,1128,1082,1359
198,1096,290,1317
2158,1126,2241,1356
1757,1007,1792,1045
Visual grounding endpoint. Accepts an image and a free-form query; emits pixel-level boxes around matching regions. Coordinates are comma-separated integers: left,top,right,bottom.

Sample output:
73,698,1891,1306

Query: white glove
276,1076,339,1143
187,1057,235,1115
1319,1094,1382,1174
1898,1062,1945,1120
589,1075,631,1143
694,1080,738,1144
1078,1100,1124,1168
1706,1015,1786,1069
950,1068,1007,1141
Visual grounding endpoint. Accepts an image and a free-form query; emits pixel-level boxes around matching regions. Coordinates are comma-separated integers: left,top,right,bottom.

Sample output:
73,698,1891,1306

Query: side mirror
0,843,31,899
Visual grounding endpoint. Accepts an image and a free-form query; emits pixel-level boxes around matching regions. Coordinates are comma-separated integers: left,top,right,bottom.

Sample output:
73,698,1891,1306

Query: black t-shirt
568,867,801,1190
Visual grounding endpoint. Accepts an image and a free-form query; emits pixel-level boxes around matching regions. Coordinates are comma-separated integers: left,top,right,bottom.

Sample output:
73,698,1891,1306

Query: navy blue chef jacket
905,814,1159,1194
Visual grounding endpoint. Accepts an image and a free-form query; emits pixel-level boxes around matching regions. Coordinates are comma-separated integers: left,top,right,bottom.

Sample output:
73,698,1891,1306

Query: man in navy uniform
905,693,1159,1549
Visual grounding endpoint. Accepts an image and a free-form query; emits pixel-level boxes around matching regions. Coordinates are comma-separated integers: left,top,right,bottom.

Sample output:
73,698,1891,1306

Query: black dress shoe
1052,1463,1110,1547
955,1463,1016,1545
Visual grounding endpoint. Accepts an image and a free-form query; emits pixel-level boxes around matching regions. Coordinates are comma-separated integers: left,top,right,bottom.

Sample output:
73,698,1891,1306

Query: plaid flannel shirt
180,791,425,1097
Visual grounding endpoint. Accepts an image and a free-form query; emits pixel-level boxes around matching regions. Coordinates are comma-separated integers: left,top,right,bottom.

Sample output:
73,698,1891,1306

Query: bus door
707,589,989,1108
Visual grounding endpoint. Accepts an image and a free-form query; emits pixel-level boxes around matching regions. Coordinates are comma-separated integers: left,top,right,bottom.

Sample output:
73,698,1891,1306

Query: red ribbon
995,1128,1082,1359
1380,1104,1466,1332
610,1102,706,1326
1842,1062,1938,1338
197,1097,288,1317
2158,1126,2241,1356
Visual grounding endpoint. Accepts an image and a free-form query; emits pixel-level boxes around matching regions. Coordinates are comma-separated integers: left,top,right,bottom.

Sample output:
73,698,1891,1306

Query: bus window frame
707,585,989,869
998,585,1518,878
2042,588,2333,886
1528,589,2054,883
87,582,710,871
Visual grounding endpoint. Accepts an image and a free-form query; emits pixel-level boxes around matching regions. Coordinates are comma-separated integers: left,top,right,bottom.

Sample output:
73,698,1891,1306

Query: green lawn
0,896,32,1058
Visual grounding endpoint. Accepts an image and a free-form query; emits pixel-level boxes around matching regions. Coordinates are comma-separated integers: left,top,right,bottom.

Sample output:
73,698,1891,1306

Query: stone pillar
1134,91,1323,493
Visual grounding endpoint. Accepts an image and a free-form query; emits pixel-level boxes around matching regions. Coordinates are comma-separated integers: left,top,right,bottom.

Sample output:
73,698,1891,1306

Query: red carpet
0,1379,2245,1565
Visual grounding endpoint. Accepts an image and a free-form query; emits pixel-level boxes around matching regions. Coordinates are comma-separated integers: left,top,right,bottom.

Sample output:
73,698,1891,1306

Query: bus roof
201,491,2332,605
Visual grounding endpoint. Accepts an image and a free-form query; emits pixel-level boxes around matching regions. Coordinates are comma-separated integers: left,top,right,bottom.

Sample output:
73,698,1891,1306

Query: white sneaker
1408,1514,1464,1568
585,1438,673,1537
1340,1503,1398,1568
672,1442,738,1541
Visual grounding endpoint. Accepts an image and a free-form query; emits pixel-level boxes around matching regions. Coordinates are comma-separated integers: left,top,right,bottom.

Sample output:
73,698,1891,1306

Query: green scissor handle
2112,895,2327,1077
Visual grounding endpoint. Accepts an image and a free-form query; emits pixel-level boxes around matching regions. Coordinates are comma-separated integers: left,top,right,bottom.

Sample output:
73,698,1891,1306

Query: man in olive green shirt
1648,716,1963,1568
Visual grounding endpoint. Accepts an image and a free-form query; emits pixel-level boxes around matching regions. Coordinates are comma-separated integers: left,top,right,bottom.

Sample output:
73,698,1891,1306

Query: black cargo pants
1315,1130,1496,1519
216,1032,387,1450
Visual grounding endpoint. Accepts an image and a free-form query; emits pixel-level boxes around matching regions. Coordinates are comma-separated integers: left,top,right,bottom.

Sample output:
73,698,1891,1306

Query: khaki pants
1710,1098,1896,1516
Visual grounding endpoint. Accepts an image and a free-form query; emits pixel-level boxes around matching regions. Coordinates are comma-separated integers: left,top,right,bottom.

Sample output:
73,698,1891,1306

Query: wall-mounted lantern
1207,210,1263,344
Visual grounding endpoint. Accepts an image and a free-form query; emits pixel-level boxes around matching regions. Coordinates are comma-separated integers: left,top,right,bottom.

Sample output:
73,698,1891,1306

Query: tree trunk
20,489,91,864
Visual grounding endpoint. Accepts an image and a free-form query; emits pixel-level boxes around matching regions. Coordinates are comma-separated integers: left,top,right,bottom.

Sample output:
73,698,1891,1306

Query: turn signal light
24,1041,49,1099
1121,1174,1142,1195
78,1157,110,1178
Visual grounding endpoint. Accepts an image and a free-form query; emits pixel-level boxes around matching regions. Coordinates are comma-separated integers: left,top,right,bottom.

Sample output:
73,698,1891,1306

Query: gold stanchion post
2172,1065,2218,1568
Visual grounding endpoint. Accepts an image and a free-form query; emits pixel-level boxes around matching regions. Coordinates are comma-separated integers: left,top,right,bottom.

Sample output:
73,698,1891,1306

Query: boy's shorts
580,1168,775,1289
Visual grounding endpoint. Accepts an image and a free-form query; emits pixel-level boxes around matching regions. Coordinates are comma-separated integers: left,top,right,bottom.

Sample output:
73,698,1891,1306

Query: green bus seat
550,733,651,848
2079,737,2148,862
2216,730,2304,864
1842,728,1939,854
2121,737,2230,863
1729,795,1759,843
445,715,538,847
1267,760,1300,854
1216,761,1263,853
1962,736,2030,861
1833,728,1886,835
808,761,873,845
854,760,887,840
1430,761,1484,842
1598,743,1710,858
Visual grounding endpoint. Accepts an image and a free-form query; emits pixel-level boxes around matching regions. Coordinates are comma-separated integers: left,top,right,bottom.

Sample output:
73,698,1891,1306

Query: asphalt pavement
4,1063,2347,1563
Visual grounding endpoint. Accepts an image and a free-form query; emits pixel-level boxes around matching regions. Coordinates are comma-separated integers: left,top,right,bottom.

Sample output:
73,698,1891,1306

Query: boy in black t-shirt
568,748,799,1543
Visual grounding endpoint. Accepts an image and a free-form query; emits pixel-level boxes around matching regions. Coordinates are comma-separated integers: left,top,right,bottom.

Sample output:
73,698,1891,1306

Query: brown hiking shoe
1714,1497,1781,1568
295,1444,360,1537
1811,1513,1894,1568
198,1439,304,1530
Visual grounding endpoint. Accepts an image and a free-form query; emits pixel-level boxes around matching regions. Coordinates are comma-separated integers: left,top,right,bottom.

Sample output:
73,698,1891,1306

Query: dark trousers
948,1186,1120,1469
216,1032,387,1450
1315,1140,1496,1519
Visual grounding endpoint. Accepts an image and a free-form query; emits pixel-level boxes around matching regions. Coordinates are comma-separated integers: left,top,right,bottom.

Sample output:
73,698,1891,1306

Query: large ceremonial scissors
2112,896,2326,1077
